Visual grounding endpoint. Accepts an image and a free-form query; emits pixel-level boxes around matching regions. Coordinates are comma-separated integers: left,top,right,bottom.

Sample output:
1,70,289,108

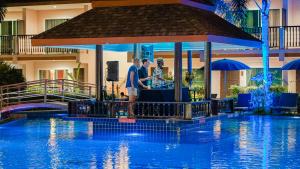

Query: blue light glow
54,42,255,52
125,133,143,137
196,131,210,133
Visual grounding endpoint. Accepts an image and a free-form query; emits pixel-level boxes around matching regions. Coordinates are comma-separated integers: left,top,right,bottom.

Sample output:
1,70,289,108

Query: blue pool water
1,115,300,168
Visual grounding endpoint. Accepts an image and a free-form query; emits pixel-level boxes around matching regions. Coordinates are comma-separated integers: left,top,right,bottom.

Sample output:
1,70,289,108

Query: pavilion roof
5,0,213,7
5,0,90,7
32,3,261,47
190,0,214,6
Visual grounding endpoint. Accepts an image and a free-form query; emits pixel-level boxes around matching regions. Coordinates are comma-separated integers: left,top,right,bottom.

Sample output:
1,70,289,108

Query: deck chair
234,93,252,111
272,93,298,114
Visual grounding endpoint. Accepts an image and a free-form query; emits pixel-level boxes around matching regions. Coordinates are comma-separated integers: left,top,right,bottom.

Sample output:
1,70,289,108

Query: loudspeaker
106,61,119,81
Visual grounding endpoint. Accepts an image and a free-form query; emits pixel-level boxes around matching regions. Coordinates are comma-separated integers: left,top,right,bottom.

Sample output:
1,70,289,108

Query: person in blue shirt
138,58,151,90
126,58,148,117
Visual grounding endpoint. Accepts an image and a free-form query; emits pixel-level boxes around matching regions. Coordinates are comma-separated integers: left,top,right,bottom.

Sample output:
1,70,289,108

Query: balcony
242,26,300,49
0,35,79,55
0,28,299,55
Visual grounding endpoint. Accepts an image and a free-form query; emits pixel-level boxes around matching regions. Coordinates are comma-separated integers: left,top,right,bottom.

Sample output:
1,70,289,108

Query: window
246,68,282,86
39,70,51,80
269,9,280,27
39,69,69,80
45,19,68,31
244,10,261,28
0,20,24,35
244,9,281,28
55,70,69,80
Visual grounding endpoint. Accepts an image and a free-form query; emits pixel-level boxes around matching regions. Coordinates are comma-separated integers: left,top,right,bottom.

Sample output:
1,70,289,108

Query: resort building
1,2,300,168
1,0,300,98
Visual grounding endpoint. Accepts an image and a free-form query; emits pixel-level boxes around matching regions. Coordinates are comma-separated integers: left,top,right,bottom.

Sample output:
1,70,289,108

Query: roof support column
133,43,141,59
204,42,212,100
174,42,183,102
187,50,193,87
96,45,104,101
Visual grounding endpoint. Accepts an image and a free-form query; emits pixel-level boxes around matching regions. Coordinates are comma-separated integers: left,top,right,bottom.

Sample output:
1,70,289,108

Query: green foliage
270,85,287,95
67,63,81,82
163,72,173,81
0,1,7,22
184,71,195,85
213,0,249,26
0,61,25,86
250,73,273,114
229,85,245,98
245,86,257,92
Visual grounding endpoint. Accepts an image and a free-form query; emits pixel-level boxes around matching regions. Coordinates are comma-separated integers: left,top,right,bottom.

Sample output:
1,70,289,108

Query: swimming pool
0,115,300,168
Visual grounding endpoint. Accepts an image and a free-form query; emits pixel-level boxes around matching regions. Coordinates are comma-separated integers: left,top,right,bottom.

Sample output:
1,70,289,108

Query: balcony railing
242,26,300,49
0,35,79,55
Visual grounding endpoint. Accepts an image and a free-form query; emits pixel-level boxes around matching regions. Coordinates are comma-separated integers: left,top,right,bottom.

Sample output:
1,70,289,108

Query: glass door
0,20,24,54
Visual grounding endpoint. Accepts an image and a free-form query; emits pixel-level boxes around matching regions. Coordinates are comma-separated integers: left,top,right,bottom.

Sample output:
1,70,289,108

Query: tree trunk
261,0,270,84
261,0,271,111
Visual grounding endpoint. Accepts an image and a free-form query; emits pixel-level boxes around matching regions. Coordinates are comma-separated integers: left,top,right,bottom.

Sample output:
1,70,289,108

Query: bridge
0,79,96,119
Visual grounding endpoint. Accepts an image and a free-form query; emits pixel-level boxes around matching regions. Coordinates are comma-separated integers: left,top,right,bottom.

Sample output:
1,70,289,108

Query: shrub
270,85,287,95
0,61,25,86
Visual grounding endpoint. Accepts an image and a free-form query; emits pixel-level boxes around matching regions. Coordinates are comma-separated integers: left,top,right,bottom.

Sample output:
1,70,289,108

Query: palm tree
212,0,271,110
0,0,7,22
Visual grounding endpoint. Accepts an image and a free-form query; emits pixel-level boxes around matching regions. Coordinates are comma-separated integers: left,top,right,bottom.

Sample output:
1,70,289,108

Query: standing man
152,58,166,88
138,58,151,91
126,58,148,117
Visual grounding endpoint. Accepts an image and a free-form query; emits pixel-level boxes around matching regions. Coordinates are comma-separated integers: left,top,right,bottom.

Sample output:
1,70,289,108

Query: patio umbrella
282,59,300,70
211,59,250,98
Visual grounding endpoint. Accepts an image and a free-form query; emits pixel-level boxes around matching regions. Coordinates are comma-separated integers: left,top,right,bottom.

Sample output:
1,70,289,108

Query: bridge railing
0,79,96,109
68,100,211,119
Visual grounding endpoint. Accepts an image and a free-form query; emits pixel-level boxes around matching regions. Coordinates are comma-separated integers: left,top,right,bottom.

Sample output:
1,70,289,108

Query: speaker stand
111,81,115,101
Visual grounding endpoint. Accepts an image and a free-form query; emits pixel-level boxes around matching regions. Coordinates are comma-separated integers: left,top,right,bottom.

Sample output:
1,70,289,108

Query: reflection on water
88,122,94,139
239,122,248,149
103,150,113,169
90,154,98,169
288,123,296,151
1,116,300,168
68,121,75,139
48,118,60,169
213,120,221,139
262,120,271,168
0,151,3,167
103,143,130,169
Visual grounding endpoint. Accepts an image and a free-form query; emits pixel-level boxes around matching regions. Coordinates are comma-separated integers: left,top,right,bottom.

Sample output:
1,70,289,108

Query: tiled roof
5,0,215,7
190,0,214,6
32,4,260,46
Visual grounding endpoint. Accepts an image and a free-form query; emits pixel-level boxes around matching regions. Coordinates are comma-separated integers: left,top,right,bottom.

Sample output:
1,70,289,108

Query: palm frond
214,0,249,26
0,0,7,22
214,0,233,23
230,0,249,26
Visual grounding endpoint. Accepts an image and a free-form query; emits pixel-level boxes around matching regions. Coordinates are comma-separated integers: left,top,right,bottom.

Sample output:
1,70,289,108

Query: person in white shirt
152,58,166,88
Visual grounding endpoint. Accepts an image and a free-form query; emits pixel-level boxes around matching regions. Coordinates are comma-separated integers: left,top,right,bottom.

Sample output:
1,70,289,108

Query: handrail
242,26,300,49
0,79,96,110
0,79,96,88
0,35,79,55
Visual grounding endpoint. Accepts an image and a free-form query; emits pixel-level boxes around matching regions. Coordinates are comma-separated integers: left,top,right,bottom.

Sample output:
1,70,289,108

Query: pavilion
31,0,261,105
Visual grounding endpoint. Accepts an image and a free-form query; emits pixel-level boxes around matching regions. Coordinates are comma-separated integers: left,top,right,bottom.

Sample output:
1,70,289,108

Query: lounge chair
234,93,252,111
271,93,298,114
